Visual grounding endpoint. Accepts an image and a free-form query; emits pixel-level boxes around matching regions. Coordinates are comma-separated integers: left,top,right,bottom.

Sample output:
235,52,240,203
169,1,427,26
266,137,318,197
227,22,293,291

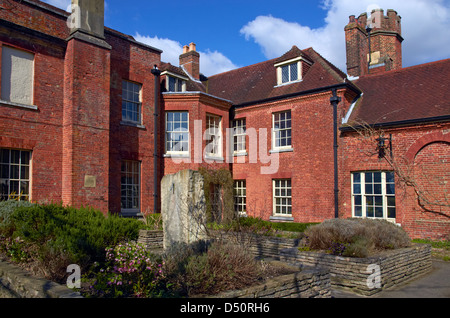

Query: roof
205,46,348,106
347,58,450,126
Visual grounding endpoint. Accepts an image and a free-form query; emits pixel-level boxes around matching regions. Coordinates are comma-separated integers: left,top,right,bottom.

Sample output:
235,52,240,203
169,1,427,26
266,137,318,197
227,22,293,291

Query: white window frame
0,148,31,201
272,111,292,151
161,71,188,93
205,114,222,158
167,75,186,92
233,180,246,215
120,160,140,214
232,119,246,155
273,179,292,216
165,111,189,155
122,80,142,124
351,171,396,222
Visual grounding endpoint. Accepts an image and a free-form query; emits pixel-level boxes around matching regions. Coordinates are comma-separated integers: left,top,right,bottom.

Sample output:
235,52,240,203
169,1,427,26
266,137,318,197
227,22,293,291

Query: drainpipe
151,65,161,213
330,88,341,218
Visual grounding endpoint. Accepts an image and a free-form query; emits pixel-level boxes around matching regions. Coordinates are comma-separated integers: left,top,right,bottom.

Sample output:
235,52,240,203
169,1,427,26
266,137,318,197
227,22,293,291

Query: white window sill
274,79,303,88
0,99,38,110
120,120,145,129
205,155,224,162
269,147,293,154
163,153,190,158
233,152,248,157
270,215,294,222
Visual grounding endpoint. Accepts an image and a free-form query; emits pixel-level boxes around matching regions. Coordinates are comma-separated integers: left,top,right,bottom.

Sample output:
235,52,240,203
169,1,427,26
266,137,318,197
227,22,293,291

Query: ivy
198,168,236,225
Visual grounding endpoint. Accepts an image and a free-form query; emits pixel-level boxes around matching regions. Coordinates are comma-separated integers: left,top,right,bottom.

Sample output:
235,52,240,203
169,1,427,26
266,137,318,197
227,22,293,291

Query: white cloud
240,0,450,73
134,33,238,77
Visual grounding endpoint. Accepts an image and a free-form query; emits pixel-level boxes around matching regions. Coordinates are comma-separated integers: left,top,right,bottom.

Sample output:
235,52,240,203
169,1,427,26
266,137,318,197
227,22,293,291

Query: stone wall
0,259,82,298
209,266,331,298
280,244,432,296
138,230,301,259
137,229,164,252
215,231,301,259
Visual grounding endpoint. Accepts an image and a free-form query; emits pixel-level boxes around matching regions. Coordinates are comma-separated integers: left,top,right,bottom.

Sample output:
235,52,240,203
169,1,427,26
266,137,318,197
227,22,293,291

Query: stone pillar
161,170,207,249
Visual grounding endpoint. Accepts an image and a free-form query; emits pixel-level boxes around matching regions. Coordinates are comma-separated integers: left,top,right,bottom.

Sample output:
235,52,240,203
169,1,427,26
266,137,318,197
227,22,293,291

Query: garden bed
279,244,432,296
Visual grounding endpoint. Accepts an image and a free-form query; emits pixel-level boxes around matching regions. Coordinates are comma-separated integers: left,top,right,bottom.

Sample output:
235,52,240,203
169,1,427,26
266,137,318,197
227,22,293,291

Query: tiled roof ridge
208,57,278,79
355,58,450,80
303,47,347,82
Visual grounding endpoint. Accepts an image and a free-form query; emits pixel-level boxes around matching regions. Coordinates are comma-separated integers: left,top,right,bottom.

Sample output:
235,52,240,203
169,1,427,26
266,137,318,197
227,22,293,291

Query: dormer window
274,56,312,86
162,71,188,92
168,76,186,92
281,63,298,84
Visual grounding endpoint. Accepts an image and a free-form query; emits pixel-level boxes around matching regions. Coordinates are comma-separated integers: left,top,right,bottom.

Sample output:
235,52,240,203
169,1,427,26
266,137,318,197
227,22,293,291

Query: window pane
281,65,289,83
354,206,362,217
290,63,298,81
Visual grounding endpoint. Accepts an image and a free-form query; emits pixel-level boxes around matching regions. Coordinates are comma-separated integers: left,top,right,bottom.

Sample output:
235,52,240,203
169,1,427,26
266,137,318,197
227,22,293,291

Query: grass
413,239,450,261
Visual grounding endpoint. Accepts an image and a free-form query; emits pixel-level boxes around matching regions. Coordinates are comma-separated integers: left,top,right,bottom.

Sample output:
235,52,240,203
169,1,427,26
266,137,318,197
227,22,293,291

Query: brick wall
232,90,352,223
340,124,450,240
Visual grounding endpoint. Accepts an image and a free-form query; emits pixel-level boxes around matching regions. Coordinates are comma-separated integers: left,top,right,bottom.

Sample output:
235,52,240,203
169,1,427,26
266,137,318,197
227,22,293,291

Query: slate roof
347,58,450,126
206,46,349,106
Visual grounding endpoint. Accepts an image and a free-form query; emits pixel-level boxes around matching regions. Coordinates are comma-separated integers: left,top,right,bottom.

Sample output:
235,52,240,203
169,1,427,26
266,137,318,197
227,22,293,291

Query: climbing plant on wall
198,167,236,224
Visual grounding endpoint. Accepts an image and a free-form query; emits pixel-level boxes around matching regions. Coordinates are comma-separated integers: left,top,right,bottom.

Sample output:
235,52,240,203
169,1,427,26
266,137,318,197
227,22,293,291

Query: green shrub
0,200,35,236
302,218,411,257
4,203,146,282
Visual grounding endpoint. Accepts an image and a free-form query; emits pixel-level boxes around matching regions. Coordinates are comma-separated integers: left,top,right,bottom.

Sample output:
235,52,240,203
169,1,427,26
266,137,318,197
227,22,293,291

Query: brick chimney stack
345,9,403,77
180,42,200,80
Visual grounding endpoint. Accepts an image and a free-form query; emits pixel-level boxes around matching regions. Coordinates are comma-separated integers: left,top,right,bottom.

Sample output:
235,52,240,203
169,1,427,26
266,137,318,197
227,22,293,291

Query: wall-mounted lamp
376,134,393,159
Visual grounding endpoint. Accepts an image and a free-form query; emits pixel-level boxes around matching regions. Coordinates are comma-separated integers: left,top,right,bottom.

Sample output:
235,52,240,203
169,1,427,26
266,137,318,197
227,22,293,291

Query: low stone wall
0,259,82,298
137,230,164,251
203,264,331,298
216,231,301,259
279,244,432,296
137,230,301,260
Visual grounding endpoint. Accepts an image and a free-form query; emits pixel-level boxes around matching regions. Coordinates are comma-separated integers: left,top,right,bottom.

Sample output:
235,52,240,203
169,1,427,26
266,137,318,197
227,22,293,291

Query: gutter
340,115,450,132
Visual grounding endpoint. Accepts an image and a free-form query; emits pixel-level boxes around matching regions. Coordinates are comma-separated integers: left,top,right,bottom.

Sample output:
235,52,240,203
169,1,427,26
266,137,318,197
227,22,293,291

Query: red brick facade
0,1,448,240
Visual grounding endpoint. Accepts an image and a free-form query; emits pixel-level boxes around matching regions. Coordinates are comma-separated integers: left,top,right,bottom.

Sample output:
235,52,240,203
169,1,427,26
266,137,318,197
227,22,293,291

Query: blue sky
44,0,450,76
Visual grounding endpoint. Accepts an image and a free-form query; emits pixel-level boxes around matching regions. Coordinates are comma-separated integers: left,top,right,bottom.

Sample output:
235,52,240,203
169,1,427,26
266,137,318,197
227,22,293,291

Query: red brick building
0,1,448,239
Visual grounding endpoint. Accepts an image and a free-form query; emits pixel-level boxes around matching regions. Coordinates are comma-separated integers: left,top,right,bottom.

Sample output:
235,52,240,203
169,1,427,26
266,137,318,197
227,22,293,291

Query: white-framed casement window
165,111,189,155
167,76,186,92
120,160,140,214
272,111,292,150
0,148,31,201
233,180,246,215
122,80,142,124
352,171,396,221
232,119,246,154
281,63,298,84
273,179,292,216
1,46,35,106
205,114,222,157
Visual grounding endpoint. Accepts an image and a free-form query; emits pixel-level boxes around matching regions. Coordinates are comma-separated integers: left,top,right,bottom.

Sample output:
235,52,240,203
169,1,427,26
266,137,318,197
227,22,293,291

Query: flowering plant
87,242,171,298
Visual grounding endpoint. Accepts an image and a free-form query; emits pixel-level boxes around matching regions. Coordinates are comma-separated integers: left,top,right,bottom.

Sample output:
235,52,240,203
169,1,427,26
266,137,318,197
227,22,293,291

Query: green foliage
223,216,316,236
0,203,146,283
0,200,35,236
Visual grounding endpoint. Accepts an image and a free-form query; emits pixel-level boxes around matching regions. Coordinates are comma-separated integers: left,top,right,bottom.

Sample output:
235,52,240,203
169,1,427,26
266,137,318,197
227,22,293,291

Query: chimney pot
189,42,196,52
